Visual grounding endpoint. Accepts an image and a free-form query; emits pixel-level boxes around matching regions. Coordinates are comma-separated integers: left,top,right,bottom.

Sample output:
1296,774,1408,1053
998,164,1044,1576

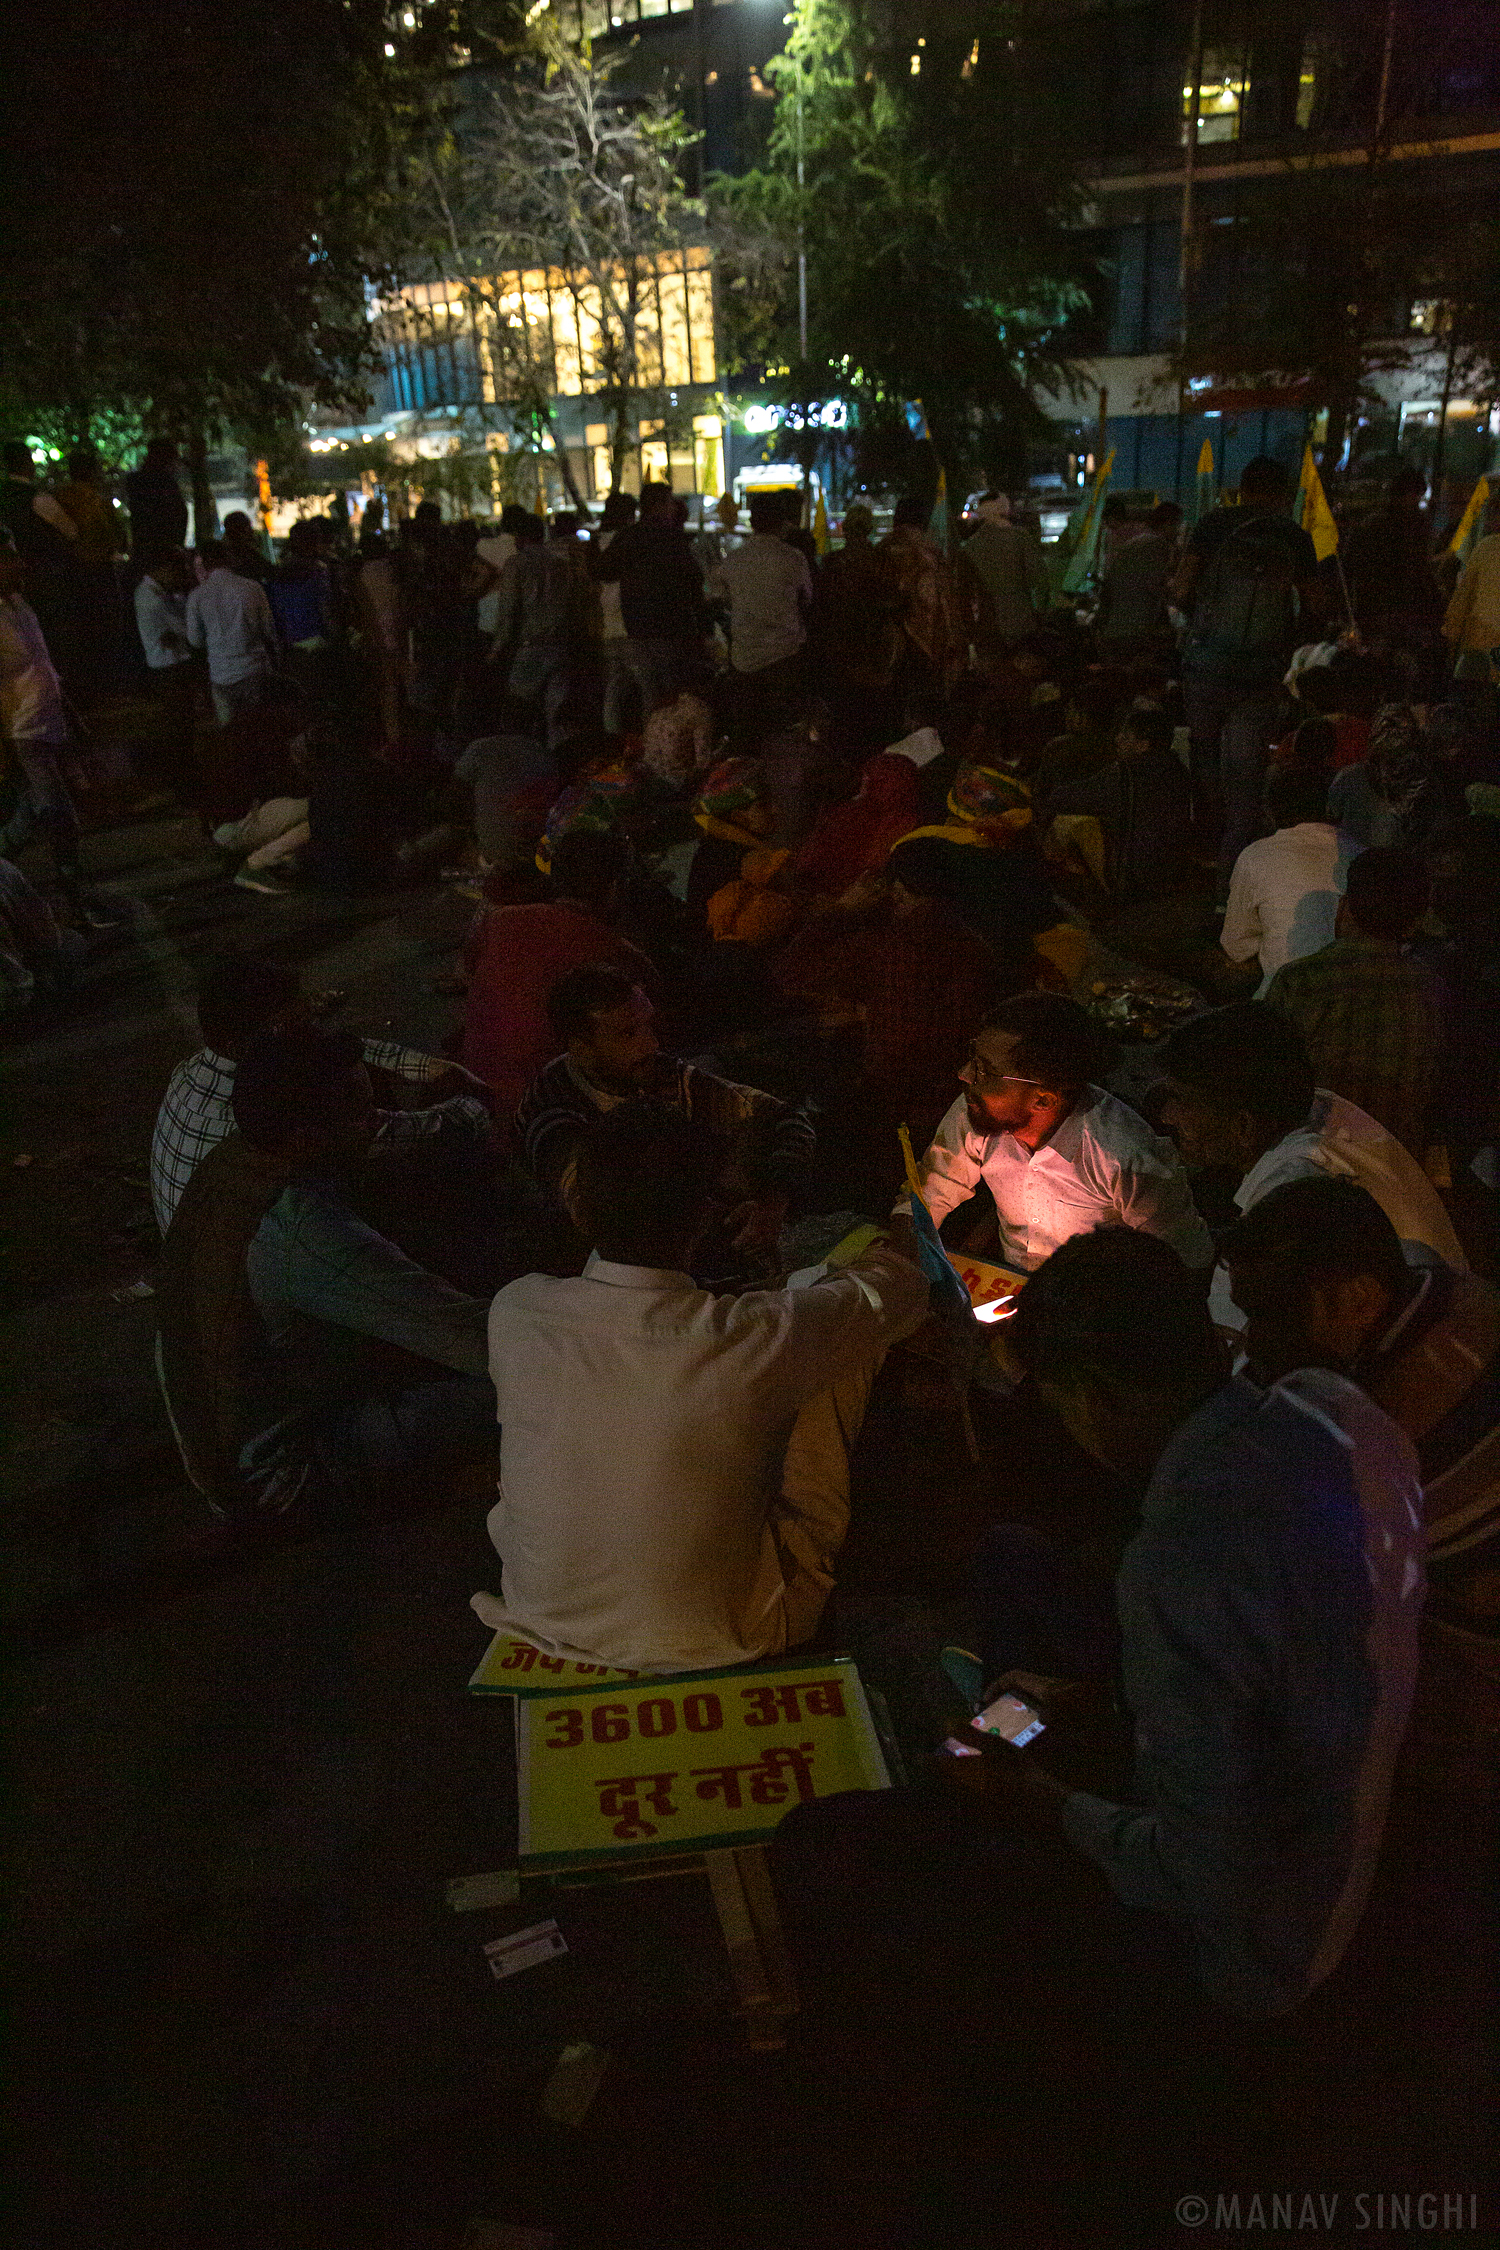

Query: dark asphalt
3,812,1496,2248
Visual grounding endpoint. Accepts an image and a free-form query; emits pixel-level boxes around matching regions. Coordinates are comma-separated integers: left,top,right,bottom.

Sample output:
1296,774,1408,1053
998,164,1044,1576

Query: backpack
1187,517,1300,668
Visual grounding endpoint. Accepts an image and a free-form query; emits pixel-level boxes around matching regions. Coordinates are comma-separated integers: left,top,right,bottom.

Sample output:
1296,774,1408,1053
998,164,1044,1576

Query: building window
1183,47,1247,144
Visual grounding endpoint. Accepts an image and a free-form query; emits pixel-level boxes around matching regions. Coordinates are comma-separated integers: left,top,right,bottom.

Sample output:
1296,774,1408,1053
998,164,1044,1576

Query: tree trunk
541,407,589,513
185,426,219,545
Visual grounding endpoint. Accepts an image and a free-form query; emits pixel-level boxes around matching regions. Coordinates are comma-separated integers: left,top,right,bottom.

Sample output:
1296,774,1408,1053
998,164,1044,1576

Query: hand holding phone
971,1692,1045,1748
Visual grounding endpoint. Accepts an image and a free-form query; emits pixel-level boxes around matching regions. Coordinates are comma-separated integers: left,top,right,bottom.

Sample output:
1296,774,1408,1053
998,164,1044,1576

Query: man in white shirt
185,543,278,726
708,494,813,748
901,992,1213,1274
1220,762,1353,992
1156,1003,1465,1331
481,1101,930,1672
133,547,198,799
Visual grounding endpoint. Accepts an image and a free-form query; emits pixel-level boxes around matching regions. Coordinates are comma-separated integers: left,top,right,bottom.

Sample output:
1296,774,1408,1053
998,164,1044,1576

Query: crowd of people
5,430,1500,2074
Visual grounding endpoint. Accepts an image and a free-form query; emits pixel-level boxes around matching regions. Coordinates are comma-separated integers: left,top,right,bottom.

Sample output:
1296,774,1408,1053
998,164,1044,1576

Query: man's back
1065,1368,1423,2017
1220,821,1349,982
486,1247,927,1670
711,534,812,673
1264,936,1445,1157
960,518,1047,642
599,519,706,643
186,569,273,682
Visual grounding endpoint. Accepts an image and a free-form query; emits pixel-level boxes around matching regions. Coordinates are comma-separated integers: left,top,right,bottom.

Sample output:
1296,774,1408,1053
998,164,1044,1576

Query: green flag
1060,448,1116,595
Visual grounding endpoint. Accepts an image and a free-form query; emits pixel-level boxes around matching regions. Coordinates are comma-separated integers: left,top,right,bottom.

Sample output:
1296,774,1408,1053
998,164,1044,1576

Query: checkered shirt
150,1038,450,1235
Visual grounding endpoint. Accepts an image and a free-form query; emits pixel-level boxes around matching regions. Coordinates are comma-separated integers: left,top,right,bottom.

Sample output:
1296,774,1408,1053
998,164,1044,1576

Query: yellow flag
1449,474,1491,564
1295,443,1338,562
1195,439,1214,477
813,487,829,556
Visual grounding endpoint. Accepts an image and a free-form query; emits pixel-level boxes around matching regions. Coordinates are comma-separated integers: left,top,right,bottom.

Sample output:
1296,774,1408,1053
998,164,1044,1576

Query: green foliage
713,0,1088,488
1,0,524,463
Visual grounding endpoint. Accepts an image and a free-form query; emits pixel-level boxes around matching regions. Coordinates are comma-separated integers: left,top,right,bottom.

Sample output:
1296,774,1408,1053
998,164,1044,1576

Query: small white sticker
484,1921,568,1981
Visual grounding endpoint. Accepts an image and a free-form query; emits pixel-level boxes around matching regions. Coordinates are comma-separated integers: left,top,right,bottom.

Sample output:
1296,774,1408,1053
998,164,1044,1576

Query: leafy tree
1,0,522,513
714,0,1089,504
404,26,715,502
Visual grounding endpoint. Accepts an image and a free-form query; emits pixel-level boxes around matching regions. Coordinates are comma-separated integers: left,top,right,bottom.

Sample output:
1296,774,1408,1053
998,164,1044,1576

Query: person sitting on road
150,951,485,1234
515,961,814,1282
1220,1174,1499,1652
773,1225,1425,2025
477,1100,929,1671
1262,845,1447,1159
902,991,1213,1273
1219,759,1352,993
462,825,658,1121
1155,1002,1465,1332
156,1023,497,1520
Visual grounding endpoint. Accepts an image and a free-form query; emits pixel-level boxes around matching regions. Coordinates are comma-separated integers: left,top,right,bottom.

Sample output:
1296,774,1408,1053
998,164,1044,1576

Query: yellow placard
469,1632,644,1698
949,1251,1026,1318
516,1659,890,1868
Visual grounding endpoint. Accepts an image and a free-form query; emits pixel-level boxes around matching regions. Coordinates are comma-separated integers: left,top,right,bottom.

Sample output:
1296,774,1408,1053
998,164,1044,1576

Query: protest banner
515,1658,890,1870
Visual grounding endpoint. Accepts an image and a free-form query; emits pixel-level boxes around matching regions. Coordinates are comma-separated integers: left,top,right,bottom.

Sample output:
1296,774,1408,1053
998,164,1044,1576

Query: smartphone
971,1693,1045,1748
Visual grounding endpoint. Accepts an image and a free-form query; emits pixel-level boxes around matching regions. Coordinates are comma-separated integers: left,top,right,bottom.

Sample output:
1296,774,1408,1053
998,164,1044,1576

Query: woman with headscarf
1328,703,1444,851
886,758,1085,979
686,756,795,945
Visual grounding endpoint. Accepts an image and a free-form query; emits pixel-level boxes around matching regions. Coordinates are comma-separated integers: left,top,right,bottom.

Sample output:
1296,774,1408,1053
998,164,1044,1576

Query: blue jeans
1181,676,1284,894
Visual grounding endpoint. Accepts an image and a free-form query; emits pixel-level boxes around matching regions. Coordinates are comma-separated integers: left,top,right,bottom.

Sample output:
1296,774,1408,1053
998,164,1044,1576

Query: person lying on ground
150,950,487,1233
477,1099,929,1672
156,1023,497,1520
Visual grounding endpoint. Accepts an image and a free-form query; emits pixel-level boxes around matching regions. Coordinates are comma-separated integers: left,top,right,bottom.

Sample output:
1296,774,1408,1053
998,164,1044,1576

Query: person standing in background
185,544,278,727
125,439,189,563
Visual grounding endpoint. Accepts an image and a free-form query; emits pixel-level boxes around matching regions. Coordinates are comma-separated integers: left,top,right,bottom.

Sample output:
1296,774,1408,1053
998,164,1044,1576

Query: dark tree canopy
0,0,523,455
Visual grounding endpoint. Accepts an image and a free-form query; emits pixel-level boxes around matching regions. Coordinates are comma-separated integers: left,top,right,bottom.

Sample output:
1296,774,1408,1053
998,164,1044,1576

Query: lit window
1182,48,1247,144
384,41,395,55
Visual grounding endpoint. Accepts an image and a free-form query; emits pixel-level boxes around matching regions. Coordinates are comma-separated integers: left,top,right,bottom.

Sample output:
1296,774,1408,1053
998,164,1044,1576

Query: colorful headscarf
1367,704,1430,817
693,756,773,847
946,761,1034,833
535,760,637,874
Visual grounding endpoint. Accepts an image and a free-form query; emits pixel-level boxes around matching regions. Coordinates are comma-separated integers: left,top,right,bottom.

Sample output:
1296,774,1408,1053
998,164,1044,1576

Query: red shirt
775,899,1000,1149
462,901,655,1119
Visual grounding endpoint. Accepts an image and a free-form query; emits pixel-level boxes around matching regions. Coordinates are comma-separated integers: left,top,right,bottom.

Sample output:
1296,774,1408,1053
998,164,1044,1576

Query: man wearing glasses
901,991,1212,1274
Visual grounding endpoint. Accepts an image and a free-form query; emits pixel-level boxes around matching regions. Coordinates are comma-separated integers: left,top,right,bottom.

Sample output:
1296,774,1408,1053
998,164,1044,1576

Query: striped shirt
150,1039,456,1235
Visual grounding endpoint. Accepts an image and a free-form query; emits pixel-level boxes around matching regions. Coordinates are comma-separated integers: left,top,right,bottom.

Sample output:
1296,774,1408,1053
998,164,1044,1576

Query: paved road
3,816,1496,2247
